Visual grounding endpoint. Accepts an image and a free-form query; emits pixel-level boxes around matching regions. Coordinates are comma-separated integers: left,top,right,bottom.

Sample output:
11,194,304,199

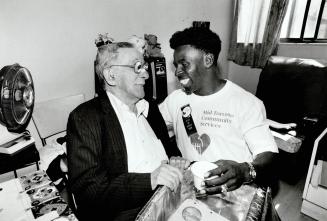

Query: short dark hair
170,27,221,64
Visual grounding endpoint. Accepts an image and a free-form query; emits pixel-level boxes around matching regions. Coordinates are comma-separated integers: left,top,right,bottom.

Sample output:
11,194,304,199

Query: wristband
245,162,256,184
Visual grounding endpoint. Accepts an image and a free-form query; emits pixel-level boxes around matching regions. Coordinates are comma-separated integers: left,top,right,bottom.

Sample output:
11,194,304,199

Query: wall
0,0,233,147
228,63,262,95
228,44,327,95
277,43,327,59
0,0,233,102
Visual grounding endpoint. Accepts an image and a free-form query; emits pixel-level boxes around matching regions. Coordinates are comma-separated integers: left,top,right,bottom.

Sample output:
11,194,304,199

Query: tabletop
0,170,77,221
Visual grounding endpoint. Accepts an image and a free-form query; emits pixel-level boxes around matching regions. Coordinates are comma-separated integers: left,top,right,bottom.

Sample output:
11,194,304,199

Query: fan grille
0,64,34,133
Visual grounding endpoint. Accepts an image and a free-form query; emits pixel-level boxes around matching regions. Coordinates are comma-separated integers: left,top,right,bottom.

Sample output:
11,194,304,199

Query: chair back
32,94,85,145
256,56,327,124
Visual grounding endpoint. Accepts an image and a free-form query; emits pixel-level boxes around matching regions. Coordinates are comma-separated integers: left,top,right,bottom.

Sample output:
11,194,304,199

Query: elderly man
159,26,279,195
67,41,188,220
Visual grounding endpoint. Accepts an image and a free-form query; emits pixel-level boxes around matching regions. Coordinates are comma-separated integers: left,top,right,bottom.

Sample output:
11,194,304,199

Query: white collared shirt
107,91,168,173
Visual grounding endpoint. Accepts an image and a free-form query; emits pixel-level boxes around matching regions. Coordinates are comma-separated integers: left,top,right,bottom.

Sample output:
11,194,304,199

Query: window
280,0,327,42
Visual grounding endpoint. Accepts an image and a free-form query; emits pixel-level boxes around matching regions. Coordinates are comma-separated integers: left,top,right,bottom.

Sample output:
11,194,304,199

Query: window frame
280,0,327,43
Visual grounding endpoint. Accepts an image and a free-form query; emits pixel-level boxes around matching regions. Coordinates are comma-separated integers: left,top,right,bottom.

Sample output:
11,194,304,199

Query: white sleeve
241,98,278,157
245,125,278,157
159,96,174,136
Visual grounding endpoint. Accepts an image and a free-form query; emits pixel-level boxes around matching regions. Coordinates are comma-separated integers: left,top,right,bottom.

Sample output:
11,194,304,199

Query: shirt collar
106,91,149,117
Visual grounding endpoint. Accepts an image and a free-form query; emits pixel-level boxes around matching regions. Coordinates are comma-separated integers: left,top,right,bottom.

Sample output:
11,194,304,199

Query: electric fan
0,63,34,132
0,64,35,154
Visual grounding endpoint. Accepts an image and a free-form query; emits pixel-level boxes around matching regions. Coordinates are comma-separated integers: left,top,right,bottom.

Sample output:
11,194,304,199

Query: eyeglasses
109,61,148,74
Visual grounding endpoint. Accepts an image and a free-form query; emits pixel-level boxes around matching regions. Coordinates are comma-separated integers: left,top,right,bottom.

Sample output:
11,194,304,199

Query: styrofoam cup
190,161,218,190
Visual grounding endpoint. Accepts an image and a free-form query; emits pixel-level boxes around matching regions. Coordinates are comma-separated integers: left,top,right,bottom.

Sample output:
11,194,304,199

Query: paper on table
19,170,52,192
0,126,23,145
35,211,59,221
0,179,34,221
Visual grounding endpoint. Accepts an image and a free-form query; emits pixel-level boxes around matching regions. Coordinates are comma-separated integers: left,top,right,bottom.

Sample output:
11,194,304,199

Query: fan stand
0,124,34,154
0,64,35,154
0,125,22,143
0,124,39,178
0,64,39,177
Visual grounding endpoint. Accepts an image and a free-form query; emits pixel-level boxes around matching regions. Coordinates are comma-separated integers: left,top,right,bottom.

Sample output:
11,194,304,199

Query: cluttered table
0,170,77,221
0,167,274,221
136,170,273,221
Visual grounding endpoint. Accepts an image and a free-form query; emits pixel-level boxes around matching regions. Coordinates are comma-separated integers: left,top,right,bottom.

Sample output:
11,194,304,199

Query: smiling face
109,47,149,104
173,45,206,95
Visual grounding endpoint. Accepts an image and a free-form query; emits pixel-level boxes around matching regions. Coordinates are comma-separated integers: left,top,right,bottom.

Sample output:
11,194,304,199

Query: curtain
228,0,289,68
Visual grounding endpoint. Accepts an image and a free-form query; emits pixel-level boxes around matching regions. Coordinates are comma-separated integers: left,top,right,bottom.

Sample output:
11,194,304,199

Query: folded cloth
37,137,68,192
271,131,302,153
38,138,66,171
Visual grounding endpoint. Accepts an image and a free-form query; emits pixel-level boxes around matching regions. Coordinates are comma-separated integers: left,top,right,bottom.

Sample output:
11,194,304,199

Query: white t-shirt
159,80,278,163
107,92,168,173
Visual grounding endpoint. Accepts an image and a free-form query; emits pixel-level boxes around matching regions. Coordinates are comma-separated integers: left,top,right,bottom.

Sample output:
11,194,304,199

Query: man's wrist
243,162,257,184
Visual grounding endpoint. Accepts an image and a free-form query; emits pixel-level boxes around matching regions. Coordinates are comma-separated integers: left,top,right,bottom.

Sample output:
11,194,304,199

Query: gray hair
94,42,134,89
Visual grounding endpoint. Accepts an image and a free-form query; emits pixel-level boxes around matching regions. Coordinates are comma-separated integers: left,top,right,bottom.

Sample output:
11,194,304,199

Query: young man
67,42,188,220
160,27,278,195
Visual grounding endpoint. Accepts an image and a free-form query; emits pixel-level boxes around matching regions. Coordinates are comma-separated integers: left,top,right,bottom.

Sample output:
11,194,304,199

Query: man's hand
169,156,191,172
201,160,248,195
200,152,276,194
151,160,184,192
